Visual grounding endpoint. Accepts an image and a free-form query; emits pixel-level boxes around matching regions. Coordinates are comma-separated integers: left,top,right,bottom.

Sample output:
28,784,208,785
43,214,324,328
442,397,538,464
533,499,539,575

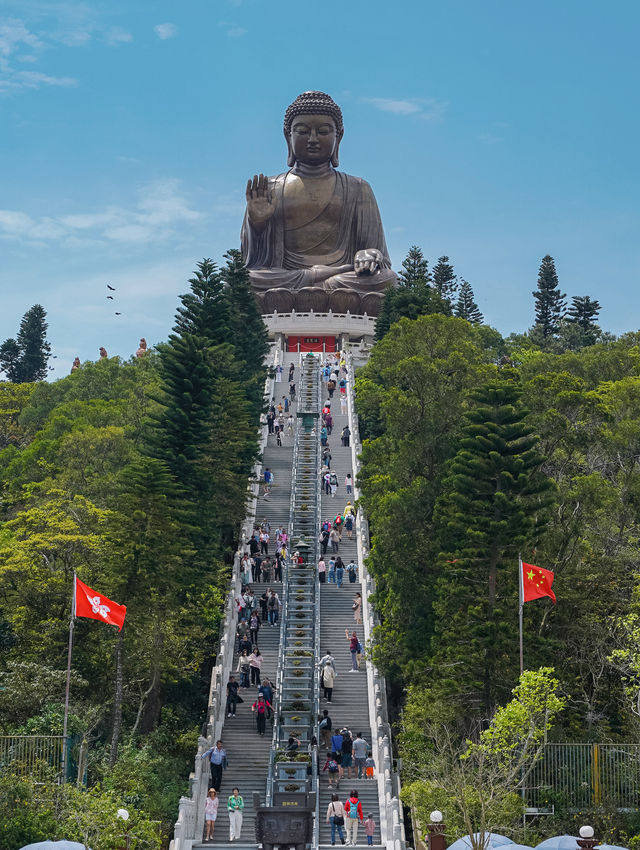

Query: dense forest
2,244,640,846
357,249,640,845
0,253,268,847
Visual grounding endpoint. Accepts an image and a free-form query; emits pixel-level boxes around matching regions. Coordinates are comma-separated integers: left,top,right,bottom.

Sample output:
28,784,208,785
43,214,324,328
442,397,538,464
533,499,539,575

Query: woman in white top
248,649,263,685
326,793,346,845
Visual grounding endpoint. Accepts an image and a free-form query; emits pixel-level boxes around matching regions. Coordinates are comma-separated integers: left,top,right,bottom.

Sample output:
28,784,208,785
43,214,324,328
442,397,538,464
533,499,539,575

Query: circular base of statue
360,291,385,316
297,286,330,312
262,288,296,313
257,285,385,316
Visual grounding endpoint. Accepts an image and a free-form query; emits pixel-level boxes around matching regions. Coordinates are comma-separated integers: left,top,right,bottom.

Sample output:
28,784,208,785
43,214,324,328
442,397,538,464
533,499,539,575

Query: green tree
533,255,566,339
566,295,601,347
455,280,484,325
356,315,493,683
402,668,565,850
398,244,430,288
17,304,52,382
223,248,269,418
432,377,554,717
432,255,458,305
173,258,229,340
0,339,22,382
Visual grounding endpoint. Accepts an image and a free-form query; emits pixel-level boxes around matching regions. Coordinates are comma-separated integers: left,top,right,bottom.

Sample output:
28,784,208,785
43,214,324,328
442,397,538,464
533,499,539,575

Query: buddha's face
289,114,339,166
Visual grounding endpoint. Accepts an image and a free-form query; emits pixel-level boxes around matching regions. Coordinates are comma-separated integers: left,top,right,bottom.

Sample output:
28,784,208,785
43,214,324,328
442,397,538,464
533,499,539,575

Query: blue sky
1,0,639,378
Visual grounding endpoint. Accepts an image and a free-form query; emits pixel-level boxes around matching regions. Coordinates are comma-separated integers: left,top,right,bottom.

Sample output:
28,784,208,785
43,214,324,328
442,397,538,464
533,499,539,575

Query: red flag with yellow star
521,561,556,604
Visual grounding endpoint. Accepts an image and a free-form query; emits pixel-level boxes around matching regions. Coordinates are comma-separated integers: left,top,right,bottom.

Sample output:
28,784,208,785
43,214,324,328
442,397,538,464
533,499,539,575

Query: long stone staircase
317,367,381,848
172,344,403,850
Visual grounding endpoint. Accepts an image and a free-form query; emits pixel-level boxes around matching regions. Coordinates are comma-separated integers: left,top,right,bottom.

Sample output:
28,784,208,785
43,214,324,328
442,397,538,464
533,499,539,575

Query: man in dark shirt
226,676,240,717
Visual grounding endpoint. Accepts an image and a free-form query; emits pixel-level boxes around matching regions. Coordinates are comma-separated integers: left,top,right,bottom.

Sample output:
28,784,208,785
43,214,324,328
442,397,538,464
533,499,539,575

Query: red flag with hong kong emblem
74,576,126,630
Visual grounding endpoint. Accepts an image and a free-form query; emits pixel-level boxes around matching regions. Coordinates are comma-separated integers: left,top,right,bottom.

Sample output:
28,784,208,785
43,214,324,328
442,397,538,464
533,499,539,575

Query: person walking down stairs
227,787,244,842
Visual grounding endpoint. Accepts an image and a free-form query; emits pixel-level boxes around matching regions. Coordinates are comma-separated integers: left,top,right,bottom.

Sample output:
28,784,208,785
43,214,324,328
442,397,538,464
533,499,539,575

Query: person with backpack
346,560,358,584
252,694,272,736
263,467,273,497
322,753,342,789
329,527,341,553
320,527,330,556
329,470,339,498
346,629,359,672
344,790,364,845
341,730,354,779
341,425,351,447
319,708,333,748
326,792,346,845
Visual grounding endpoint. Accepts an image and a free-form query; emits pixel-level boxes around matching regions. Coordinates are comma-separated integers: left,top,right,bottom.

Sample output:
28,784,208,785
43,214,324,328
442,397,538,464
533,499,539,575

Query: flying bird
115,312,122,315
107,296,114,300
107,284,115,291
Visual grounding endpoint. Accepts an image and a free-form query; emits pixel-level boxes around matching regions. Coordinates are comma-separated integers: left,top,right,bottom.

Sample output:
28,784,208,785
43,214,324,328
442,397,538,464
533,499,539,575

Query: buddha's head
284,91,344,168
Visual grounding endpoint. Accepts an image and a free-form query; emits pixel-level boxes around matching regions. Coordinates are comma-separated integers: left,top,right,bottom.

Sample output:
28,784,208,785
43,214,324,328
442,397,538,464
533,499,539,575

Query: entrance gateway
286,335,336,353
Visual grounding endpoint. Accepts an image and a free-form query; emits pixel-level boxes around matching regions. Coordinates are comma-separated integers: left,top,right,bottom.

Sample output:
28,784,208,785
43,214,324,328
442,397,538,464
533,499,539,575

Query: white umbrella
536,838,581,850
448,833,515,850
21,842,90,850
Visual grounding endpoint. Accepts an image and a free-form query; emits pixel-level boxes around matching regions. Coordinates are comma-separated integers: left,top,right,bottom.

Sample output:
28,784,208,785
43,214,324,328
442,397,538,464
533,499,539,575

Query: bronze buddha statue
241,91,397,315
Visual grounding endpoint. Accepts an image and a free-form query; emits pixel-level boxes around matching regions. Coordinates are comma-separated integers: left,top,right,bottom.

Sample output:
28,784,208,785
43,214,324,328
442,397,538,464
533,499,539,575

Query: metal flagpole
518,555,524,675
61,572,76,782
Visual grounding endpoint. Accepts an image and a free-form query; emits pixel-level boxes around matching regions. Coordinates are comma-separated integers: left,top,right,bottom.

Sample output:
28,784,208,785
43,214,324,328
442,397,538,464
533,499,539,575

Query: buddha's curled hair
284,91,344,135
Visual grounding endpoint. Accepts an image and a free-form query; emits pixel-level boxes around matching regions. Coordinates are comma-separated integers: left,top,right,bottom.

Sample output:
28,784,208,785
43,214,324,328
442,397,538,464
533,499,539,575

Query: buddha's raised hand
246,174,276,229
354,248,383,276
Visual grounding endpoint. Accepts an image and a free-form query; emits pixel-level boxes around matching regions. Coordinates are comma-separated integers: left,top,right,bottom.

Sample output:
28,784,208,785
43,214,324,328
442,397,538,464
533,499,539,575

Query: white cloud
154,22,176,40
363,96,447,121
219,21,247,37
103,26,133,46
0,19,42,56
0,68,77,91
0,179,206,247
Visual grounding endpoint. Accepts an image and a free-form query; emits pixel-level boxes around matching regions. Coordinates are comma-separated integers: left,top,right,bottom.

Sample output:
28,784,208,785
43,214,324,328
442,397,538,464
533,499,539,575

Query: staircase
316,362,381,848
195,362,299,848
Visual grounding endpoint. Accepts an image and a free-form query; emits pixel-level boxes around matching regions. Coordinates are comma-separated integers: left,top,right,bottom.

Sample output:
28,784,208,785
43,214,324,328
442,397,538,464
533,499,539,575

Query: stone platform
263,311,377,351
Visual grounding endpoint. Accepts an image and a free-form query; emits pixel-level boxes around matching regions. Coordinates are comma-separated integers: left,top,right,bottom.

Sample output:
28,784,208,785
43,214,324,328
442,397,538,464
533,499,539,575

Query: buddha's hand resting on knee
354,249,383,275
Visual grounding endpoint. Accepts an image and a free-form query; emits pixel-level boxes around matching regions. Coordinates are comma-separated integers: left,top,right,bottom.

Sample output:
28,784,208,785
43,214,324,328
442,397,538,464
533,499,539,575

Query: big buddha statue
241,91,397,316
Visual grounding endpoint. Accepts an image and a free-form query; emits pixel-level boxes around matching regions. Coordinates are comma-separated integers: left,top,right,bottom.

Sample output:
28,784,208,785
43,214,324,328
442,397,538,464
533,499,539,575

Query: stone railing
345,351,406,850
263,310,377,340
170,344,281,850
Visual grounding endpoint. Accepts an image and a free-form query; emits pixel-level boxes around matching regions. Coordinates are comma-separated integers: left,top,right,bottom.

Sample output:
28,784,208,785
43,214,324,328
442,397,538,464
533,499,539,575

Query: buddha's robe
240,169,395,295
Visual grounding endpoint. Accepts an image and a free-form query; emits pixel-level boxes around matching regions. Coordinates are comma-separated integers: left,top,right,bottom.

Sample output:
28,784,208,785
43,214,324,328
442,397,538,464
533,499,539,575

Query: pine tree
0,339,22,382
173,259,229,341
566,295,601,346
223,249,269,419
454,280,483,325
0,305,51,383
533,255,566,338
16,305,51,381
432,378,553,719
398,245,430,288
432,256,458,304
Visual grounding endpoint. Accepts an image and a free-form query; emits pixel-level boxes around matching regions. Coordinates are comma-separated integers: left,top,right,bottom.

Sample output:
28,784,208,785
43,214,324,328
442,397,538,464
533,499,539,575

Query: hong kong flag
521,561,557,605
75,577,126,630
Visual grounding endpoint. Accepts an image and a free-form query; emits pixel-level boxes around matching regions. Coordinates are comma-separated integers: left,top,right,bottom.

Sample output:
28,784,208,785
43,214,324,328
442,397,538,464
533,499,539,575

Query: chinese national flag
521,562,557,605
75,577,126,630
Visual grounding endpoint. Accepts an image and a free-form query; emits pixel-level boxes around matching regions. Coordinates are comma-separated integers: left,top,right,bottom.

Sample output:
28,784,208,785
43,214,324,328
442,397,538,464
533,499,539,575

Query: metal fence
526,743,640,811
0,735,65,781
